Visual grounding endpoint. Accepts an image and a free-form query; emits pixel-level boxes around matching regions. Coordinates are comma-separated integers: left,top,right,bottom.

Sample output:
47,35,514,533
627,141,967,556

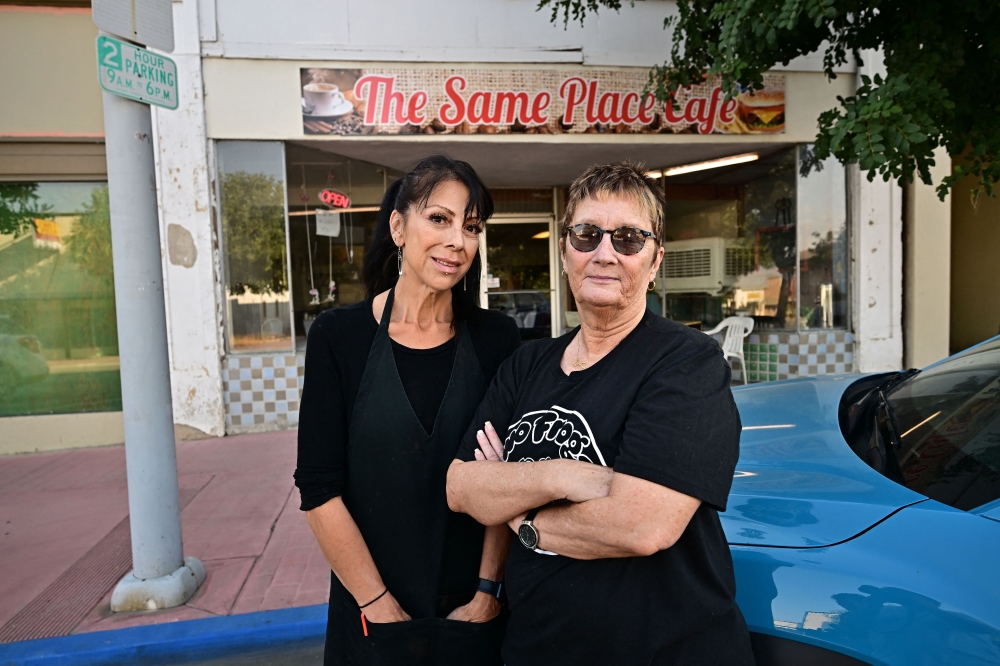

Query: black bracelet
476,577,503,599
359,588,388,609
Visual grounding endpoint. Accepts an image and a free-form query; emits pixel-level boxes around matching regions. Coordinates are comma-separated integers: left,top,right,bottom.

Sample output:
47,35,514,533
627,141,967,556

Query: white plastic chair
703,316,755,384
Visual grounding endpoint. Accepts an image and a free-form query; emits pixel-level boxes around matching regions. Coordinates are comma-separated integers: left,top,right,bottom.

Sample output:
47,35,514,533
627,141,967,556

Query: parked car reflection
0,315,48,391
487,290,550,341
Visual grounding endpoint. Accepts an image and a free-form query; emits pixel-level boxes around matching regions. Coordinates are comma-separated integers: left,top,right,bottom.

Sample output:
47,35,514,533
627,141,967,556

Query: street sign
92,0,174,52
97,35,179,110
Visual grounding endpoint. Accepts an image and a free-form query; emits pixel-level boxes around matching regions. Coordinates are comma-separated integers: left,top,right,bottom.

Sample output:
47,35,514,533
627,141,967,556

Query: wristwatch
518,509,541,551
476,577,503,599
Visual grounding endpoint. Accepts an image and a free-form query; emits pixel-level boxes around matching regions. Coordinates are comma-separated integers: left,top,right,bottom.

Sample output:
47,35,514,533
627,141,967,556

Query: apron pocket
434,612,506,666
348,616,439,666
344,614,506,666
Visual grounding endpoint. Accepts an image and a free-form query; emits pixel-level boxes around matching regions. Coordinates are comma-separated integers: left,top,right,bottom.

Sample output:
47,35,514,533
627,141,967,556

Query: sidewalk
0,431,331,645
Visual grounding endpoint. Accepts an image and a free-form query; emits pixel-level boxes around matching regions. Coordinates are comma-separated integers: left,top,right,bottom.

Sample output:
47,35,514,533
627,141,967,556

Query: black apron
325,289,505,666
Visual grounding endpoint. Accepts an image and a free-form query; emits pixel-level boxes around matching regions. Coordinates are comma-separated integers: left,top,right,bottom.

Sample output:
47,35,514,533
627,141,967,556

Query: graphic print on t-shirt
504,405,607,466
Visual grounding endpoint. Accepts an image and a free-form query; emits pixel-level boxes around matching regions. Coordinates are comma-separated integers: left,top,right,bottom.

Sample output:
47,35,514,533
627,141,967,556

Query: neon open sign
320,189,351,208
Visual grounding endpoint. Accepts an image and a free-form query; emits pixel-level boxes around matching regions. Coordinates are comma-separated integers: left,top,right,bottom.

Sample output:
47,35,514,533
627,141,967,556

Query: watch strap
524,508,540,523
476,577,503,599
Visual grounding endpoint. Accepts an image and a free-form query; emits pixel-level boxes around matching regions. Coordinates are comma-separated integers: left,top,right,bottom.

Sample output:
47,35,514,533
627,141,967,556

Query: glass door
483,215,556,341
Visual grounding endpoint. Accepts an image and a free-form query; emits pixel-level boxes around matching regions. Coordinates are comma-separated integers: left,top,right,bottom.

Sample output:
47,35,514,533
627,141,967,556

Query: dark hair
362,155,494,320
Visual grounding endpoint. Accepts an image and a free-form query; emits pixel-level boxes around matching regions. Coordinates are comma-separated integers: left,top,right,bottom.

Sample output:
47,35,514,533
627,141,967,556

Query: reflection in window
0,182,122,416
283,144,403,349
660,149,798,330
218,141,292,353
797,146,848,329
657,146,847,334
740,151,797,329
886,339,1000,510
486,221,552,341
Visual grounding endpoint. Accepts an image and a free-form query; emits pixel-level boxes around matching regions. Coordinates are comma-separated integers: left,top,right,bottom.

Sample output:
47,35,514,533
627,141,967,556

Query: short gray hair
562,161,665,245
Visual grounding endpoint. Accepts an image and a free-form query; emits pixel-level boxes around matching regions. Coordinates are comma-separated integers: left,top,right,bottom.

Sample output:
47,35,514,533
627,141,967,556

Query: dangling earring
464,273,468,290
397,246,403,277
561,269,568,279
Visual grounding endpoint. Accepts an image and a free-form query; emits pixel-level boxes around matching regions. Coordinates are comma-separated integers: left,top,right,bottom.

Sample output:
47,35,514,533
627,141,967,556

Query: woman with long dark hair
295,155,519,665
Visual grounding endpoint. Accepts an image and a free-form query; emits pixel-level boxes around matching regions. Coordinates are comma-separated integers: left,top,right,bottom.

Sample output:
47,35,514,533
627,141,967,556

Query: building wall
198,0,687,67
222,353,302,433
904,147,951,368
219,330,856,433
0,6,104,139
151,0,227,438
950,170,1000,354
734,331,855,383
0,3,225,450
198,0,852,73
0,7,123,455
850,53,904,374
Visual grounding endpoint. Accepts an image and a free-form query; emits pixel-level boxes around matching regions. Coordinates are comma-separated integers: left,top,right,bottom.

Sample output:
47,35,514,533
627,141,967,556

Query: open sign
320,189,351,208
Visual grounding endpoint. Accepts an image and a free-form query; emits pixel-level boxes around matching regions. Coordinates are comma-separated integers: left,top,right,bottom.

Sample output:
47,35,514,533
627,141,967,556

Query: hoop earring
397,246,403,277
648,280,655,291
561,269,568,279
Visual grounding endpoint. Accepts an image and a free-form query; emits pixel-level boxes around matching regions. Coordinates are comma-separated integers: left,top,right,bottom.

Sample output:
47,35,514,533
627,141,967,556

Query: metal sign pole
97,29,204,612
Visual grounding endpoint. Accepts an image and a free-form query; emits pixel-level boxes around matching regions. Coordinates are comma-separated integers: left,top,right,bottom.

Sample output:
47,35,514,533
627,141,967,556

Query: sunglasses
565,223,655,256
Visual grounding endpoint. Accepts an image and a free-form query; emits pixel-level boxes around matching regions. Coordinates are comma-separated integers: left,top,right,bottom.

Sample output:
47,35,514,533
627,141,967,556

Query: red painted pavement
0,430,331,639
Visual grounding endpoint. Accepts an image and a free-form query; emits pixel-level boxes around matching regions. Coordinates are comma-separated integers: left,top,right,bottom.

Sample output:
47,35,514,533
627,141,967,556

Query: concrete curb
0,604,327,666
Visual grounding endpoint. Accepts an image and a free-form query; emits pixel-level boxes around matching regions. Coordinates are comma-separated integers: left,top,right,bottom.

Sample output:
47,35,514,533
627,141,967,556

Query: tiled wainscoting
223,354,304,433
709,330,855,383
222,330,854,433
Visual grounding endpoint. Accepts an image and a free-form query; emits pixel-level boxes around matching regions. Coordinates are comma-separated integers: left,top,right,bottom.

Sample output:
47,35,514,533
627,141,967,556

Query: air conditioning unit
656,237,754,295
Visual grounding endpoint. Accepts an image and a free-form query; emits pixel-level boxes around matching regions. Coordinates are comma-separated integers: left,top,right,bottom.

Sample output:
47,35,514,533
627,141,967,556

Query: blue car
727,337,1000,666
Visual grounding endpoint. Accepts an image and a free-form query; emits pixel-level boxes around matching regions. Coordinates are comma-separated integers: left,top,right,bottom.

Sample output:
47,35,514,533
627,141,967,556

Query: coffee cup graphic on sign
303,82,349,116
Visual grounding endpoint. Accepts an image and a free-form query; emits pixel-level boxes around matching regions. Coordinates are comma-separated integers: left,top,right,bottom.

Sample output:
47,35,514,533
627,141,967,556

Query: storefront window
283,144,402,348
0,182,122,416
486,219,553,341
797,146,848,329
657,146,847,332
738,149,798,329
487,189,555,341
217,141,293,353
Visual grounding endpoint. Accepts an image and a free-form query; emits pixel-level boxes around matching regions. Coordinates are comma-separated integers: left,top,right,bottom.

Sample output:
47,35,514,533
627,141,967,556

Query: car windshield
885,338,1000,511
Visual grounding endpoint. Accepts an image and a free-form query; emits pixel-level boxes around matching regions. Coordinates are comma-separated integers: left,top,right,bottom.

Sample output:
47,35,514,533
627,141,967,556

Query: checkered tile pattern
709,330,855,383
223,332,855,431
222,354,304,433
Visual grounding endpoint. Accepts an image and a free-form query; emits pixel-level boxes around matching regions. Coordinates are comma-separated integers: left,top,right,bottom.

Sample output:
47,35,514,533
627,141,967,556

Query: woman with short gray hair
447,162,754,665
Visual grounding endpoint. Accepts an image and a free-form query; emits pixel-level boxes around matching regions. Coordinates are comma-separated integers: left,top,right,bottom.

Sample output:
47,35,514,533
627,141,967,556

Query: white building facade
3,0,950,450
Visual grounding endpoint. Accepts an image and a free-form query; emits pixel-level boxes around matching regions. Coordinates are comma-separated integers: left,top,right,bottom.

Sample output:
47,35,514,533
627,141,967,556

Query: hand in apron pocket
347,601,505,666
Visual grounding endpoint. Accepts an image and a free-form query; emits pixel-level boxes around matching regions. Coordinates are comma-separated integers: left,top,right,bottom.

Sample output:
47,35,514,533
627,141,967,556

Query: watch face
518,523,539,549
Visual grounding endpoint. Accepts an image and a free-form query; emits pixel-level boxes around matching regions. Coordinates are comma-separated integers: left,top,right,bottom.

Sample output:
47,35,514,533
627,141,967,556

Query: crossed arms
446,422,701,560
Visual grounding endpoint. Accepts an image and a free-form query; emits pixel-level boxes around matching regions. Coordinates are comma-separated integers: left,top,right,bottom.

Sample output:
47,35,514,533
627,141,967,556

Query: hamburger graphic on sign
735,89,785,134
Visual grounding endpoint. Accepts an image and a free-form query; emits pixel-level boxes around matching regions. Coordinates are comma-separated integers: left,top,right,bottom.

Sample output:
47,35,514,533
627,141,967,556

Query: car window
886,339,1000,511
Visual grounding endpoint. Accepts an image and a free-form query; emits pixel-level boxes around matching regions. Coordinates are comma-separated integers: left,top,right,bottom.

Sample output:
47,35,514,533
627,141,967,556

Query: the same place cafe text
355,75,742,133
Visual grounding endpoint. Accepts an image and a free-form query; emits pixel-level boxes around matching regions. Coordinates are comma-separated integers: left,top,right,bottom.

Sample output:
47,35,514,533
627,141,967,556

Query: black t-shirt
294,299,520,596
456,311,754,666
390,337,458,434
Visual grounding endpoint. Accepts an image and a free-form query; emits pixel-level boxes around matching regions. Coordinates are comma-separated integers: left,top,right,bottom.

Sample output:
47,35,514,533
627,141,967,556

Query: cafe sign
300,67,784,137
